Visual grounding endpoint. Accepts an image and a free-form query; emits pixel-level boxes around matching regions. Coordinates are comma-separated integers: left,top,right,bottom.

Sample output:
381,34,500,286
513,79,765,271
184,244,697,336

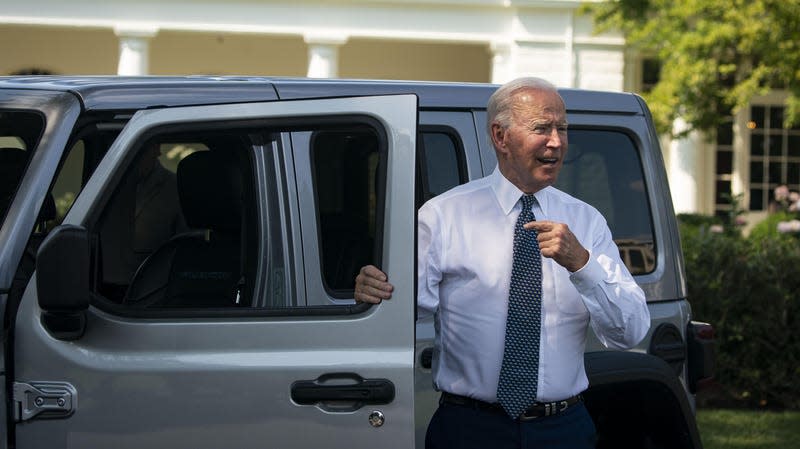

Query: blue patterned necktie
497,194,543,419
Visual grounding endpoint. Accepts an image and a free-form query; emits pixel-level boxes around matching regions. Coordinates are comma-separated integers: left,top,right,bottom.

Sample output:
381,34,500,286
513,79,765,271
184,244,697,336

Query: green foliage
584,0,800,136
679,215,800,408
749,211,800,241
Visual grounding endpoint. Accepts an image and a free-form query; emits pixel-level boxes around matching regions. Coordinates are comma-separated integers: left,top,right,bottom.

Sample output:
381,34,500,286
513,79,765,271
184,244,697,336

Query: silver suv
0,76,713,449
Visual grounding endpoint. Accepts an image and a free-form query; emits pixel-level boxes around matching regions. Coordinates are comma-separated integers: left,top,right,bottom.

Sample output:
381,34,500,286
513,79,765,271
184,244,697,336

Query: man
355,77,650,449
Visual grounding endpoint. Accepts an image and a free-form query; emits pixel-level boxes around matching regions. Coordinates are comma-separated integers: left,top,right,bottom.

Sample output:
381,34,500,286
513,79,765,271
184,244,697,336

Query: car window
555,129,656,275
92,131,264,309
419,130,466,204
311,129,382,296
0,110,44,230
311,127,467,298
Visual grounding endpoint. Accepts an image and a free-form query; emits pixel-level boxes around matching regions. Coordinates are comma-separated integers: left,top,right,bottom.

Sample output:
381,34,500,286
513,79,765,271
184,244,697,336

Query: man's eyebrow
528,120,569,127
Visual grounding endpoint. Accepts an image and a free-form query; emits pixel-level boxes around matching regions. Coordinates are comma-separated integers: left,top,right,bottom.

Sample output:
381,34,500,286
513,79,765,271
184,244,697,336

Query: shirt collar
489,166,550,216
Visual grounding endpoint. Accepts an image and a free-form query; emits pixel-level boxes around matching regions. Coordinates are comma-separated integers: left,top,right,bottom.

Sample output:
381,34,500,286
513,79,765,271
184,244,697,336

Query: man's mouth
538,157,559,165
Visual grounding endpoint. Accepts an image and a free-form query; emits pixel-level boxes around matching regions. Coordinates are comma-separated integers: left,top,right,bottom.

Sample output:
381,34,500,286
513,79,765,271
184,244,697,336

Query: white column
304,34,348,78
115,26,158,76
668,117,705,214
490,41,514,84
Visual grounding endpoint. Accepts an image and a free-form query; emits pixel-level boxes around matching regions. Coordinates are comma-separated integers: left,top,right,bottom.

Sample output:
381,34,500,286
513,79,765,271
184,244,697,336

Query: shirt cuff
569,255,606,294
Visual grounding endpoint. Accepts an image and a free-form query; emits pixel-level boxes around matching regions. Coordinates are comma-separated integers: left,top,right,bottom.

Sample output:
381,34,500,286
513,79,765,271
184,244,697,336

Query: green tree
584,0,800,136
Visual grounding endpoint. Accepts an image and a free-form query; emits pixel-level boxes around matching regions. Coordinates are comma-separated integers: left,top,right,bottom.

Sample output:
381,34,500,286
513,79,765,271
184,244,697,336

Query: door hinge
13,381,77,422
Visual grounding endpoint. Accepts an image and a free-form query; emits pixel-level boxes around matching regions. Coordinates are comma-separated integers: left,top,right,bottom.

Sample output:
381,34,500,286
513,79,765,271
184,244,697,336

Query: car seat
123,150,246,308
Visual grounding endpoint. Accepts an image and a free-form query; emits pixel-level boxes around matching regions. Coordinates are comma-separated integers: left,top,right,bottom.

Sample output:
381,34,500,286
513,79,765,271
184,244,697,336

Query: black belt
440,391,582,421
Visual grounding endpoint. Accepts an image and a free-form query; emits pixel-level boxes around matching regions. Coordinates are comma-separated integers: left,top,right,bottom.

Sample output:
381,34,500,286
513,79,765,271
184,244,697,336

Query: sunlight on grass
697,409,800,449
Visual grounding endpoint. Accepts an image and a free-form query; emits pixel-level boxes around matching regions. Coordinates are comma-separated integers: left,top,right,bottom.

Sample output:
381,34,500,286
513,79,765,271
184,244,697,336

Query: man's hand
354,265,394,304
524,220,589,273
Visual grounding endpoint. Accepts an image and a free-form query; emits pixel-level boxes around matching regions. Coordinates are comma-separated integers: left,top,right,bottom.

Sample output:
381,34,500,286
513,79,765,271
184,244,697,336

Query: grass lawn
697,409,800,449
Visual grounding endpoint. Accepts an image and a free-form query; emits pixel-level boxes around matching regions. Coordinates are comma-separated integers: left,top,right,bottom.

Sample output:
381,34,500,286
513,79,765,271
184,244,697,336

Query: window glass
50,141,85,223
311,127,466,298
747,105,800,210
312,128,382,295
0,110,44,228
92,128,283,311
555,130,655,275
420,131,463,201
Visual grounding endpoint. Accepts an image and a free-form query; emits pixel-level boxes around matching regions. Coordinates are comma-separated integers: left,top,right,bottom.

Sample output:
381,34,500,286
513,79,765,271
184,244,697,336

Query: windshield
0,110,45,229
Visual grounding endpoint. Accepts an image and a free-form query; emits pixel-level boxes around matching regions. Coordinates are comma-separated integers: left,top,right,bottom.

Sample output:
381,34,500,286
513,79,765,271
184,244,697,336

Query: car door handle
291,373,395,406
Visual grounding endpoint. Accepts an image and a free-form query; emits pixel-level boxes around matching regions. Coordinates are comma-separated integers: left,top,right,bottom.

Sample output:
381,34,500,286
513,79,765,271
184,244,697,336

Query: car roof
0,76,643,114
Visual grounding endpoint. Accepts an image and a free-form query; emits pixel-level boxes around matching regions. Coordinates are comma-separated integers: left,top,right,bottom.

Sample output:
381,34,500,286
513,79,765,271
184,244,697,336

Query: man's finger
361,264,388,282
523,220,554,231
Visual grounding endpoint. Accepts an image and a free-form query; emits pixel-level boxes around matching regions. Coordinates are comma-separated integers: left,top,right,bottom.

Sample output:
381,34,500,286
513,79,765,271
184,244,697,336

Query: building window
641,58,661,93
714,118,735,217
747,105,800,211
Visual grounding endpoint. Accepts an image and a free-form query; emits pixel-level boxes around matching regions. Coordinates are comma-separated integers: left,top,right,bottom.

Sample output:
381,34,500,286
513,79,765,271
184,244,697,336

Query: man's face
491,88,568,194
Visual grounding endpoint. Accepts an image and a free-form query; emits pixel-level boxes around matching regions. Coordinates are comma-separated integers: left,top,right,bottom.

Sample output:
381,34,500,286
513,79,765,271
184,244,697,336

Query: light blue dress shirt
417,167,650,403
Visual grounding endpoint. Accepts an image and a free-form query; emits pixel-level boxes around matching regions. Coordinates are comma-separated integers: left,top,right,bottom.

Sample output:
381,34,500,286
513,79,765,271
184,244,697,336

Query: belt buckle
519,399,570,421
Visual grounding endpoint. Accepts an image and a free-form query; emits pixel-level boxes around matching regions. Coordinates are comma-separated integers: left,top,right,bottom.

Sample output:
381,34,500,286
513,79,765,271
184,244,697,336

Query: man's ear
490,123,506,152
491,123,507,158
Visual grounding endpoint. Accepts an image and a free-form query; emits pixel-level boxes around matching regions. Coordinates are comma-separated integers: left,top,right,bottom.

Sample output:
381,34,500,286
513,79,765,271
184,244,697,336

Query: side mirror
36,225,90,340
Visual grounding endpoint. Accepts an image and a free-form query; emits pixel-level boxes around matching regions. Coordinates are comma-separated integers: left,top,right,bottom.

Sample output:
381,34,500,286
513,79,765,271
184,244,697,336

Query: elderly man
355,77,650,449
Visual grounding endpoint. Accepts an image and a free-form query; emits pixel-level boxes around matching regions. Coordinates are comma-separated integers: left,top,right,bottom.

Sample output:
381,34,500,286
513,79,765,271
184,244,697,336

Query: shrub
679,216,800,409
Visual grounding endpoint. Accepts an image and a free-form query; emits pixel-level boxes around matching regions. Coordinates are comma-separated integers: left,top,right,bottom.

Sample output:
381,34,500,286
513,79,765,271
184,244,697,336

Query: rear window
555,129,655,275
0,110,45,229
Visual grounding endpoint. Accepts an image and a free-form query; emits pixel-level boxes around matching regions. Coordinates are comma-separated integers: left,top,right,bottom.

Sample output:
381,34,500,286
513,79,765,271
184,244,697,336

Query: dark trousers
425,399,596,449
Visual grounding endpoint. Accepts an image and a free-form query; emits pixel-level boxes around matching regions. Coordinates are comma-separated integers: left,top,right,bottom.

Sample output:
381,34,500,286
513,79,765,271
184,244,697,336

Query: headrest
177,151,243,231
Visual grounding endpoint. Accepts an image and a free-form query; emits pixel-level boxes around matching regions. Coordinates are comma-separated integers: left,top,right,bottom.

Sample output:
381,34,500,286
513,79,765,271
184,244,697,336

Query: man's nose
546,128,563,147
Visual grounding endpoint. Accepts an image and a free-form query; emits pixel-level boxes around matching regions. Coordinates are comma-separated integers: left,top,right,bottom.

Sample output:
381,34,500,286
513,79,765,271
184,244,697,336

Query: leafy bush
679,215,800,409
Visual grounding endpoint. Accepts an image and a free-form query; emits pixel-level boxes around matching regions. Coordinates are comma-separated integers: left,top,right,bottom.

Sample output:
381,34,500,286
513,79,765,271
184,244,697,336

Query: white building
2,0,797,219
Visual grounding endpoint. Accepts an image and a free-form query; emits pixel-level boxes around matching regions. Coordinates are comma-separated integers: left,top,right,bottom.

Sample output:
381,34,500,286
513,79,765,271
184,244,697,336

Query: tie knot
520,194,536,211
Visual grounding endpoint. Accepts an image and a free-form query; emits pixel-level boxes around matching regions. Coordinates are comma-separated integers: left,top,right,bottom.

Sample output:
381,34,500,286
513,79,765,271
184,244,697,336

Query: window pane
556,130,655,274
716,150,732,175
788,163,800,185
0,110,45,229
751,106,765,130
715,180,731,204
767,134,783,157
769,162,783,184
749,188,764,210
750,161,764,183
716,122,733,146
770,106,785,130
420,131,464,201
751,133,765,156
313,129,382,295
788,134,800,157
50,141,85,223
96,130,267,309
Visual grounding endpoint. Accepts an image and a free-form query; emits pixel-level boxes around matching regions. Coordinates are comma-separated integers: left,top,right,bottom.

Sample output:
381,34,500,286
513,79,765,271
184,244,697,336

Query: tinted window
555,129,655,274
312,129,383,295
91,128,286,311
419,131,464,202
311,128,467,298
0,110,44,228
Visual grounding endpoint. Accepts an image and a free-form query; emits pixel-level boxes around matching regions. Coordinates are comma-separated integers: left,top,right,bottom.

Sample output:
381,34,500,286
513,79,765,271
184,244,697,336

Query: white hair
486,77,560,137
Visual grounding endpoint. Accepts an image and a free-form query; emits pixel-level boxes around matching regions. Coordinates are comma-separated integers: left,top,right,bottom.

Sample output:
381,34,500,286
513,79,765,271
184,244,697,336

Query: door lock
368,410,385,427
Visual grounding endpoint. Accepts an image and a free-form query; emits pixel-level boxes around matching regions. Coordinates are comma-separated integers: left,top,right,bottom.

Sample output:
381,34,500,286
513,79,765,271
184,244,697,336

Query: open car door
12,95,418,449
